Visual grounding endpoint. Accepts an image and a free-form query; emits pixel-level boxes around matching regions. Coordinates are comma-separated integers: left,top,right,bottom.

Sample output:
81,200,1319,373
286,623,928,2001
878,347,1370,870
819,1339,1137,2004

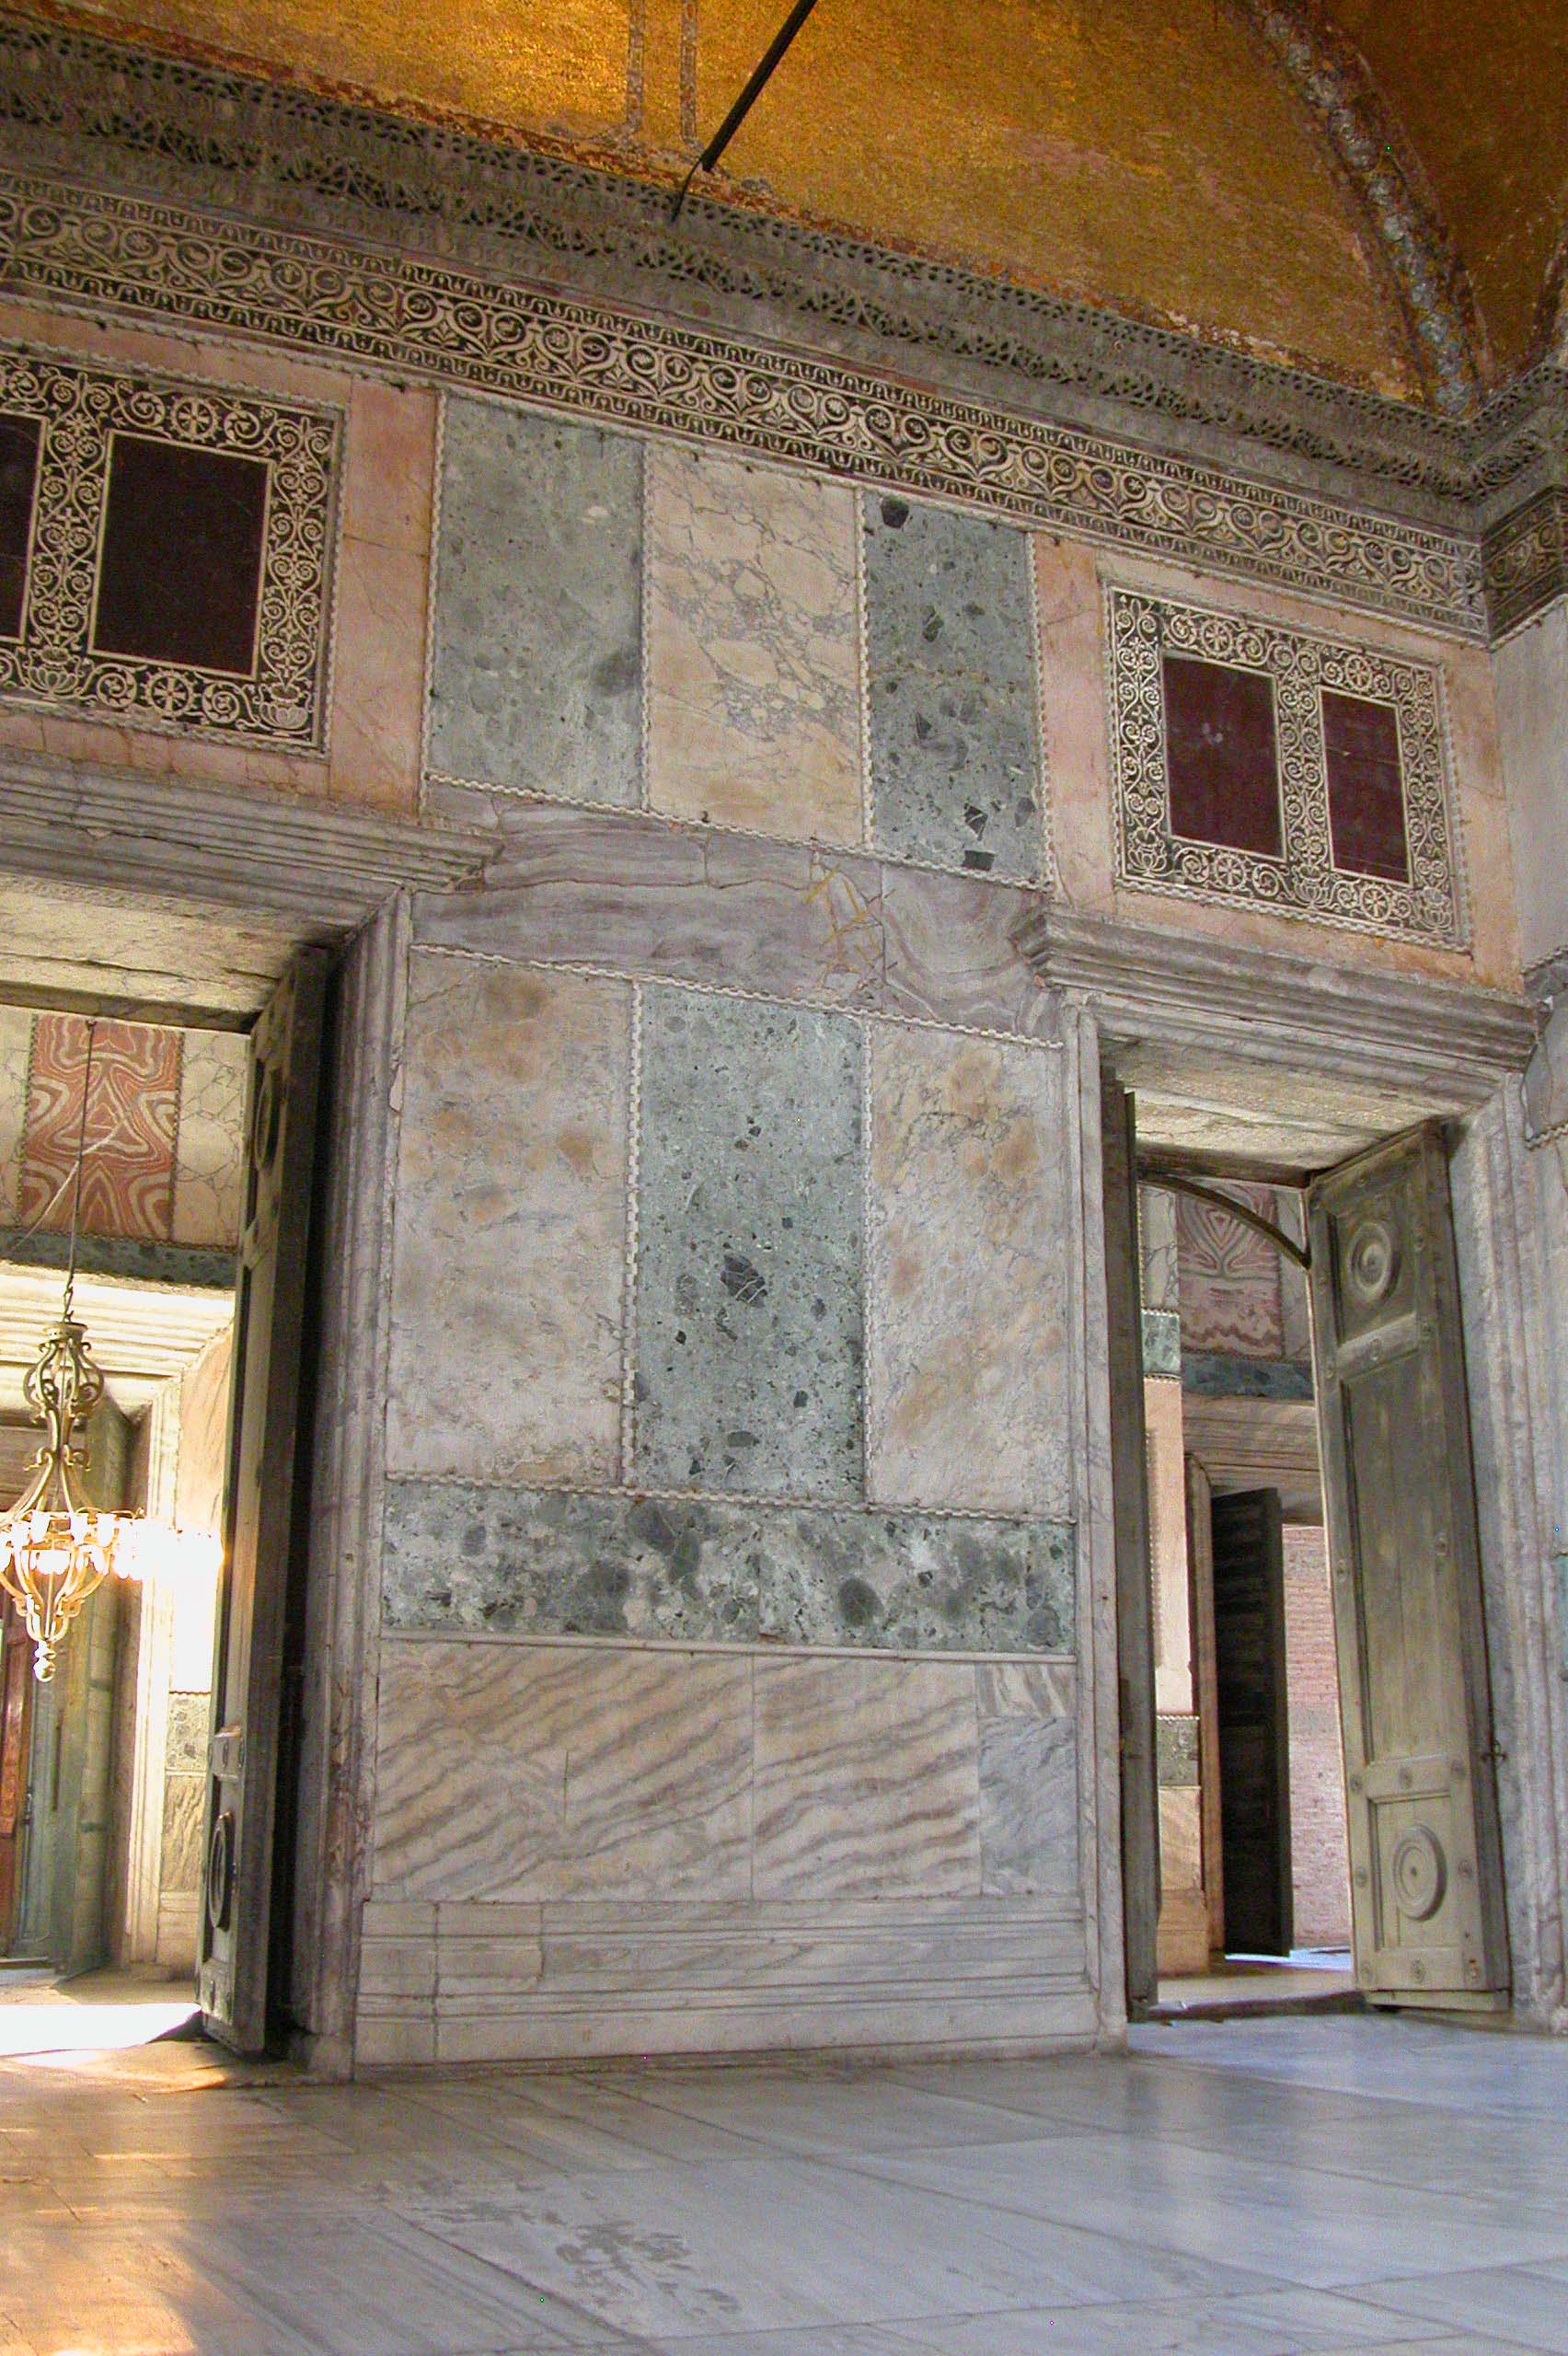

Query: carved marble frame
0,344,340,748
1105,584,1466,949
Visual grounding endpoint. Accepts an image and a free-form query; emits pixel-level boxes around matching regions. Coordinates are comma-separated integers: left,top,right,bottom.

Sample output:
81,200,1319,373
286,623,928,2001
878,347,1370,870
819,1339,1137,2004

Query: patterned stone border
1105,584,1465,947
0,173,1484,641
0,342,338,746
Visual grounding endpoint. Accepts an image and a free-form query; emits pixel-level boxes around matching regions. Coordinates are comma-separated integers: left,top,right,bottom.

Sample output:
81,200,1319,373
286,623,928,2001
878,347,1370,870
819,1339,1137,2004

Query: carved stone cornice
1012,905,1537,1100
0,752,489,930
0,170,1486,640
0,11,1496,516
2,15,1568,636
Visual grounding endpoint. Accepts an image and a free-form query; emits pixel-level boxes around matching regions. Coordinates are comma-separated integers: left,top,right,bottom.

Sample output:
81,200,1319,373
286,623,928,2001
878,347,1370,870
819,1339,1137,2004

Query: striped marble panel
386,953,631,1484
381,1479,1076,1653
427,398,642,805
634,986,864,1500
868,1022,1072,1518
644,445,861,846
752,1656,980,1900
373,1640,752,1903
863,491,1043,880
977,1662,1081,1900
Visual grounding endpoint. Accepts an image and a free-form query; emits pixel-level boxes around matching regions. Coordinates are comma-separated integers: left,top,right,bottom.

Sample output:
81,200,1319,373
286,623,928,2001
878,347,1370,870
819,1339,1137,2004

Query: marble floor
0,2013,1565,2354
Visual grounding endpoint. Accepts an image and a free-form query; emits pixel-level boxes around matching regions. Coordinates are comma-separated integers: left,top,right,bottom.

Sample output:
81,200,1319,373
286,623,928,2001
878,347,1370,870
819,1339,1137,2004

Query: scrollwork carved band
1106,586,1465,948
0,344,337,746
0,172,1482,640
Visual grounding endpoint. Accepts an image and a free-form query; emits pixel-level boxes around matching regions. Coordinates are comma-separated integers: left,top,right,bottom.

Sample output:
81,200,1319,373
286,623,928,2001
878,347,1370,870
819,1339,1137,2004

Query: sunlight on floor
0,1967,200,2059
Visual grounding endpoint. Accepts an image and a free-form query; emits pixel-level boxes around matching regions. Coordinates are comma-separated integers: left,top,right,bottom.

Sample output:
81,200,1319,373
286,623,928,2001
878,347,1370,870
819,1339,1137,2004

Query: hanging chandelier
0,1020,142,1681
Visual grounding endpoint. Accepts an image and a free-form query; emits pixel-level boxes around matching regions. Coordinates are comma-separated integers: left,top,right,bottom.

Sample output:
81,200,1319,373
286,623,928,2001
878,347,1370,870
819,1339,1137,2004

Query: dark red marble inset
0,414,40,640
92,432,269,676
1322,689,1409,883
1161,653,1282,858
18,1014,181,1243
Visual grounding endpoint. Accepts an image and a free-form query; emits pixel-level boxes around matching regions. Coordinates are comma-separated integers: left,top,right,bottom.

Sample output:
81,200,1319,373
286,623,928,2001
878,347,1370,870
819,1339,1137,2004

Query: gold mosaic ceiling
26,1,1568,405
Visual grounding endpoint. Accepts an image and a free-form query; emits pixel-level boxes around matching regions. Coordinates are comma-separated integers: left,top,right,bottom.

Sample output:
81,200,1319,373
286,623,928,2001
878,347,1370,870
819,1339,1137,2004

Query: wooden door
1103,1073,1159,2011
0,1596,31,1949
1212,1488,1293,1957
199,952,328,2052
1308,1125,1509,2009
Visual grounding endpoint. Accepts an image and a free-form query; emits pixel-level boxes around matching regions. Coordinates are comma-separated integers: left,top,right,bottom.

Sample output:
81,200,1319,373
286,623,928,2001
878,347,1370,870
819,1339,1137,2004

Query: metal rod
1149,1171,1311,1271
669,0,824,223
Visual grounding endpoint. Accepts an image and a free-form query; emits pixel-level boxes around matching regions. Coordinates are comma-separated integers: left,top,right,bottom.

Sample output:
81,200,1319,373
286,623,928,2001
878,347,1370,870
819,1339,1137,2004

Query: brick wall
1282,1525,1352,1946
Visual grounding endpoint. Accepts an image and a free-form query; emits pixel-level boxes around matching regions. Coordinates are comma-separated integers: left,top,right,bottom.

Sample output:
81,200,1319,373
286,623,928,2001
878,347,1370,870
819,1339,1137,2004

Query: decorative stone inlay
1106,586,1465,947
0,175,1485,641
381,1479,1077,1655
633,986,864,1502
861,491,1044,879
428,398,643,805
1156,1713,1200,1787
0,343,337,746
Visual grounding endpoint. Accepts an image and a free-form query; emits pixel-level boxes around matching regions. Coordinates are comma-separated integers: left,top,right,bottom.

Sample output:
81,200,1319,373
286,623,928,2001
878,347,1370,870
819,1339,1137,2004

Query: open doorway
1106,1057,1512,2025
0,1006,245,2036
1137,1168,1355,2014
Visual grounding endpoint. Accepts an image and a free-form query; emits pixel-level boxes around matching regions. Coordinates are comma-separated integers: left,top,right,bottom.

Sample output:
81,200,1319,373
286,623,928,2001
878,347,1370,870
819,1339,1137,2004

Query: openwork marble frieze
0,343,337,745
381,1479,1076,1656
0,173,1484,639
1106,586,1466,947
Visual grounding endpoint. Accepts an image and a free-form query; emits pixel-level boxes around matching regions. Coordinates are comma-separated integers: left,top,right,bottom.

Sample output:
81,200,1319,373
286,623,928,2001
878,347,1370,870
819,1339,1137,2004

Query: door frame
1101,1071,1533,2019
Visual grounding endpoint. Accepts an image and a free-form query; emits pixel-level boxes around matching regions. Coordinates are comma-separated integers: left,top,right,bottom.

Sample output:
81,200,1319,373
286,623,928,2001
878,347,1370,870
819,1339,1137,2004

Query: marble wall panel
976,1662,1080,1900
867,1023,1071,1518
386,953,630,1484
158,1773,205,1893
415,797,1064,1044
382,1479,1076,1653
878,863,1057,1040
862,492,1043,879
170,1027,247,1249
418,803,885,1012
634,986,863,1500
0,1004,31,1220
644,447,861,846
427,398,642,805
753,1656,980,1900
374,1640,752,1903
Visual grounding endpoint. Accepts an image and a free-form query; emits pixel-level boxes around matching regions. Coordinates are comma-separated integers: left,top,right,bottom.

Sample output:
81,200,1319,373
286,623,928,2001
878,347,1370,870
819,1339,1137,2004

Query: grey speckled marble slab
382,1479,1076,1655
633,986,865,1501
863,491,1043,881
428,397,641,803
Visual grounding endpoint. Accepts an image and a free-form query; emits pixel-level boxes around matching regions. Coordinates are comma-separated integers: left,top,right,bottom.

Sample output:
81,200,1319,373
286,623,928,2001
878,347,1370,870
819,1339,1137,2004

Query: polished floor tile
0,2015,1563,2354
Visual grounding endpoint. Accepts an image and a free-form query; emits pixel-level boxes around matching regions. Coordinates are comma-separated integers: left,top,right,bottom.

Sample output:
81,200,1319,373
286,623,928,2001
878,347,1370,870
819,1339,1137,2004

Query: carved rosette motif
0,345,338,746
1106,586,1465,948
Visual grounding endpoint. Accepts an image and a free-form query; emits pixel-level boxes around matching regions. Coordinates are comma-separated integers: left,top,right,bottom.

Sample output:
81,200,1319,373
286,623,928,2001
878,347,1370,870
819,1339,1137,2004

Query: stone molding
3,20,1567,632
0,750,488,932
1482,488,1568,643
0,11,1489,513
0,172,1484,643
1014,904,1537,1100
